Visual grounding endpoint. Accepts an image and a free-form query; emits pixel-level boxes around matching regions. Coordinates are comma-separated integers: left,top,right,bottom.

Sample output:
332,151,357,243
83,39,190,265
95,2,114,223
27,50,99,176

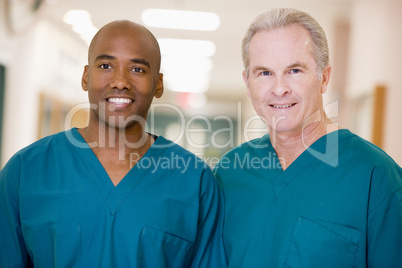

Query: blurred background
0,0,401,168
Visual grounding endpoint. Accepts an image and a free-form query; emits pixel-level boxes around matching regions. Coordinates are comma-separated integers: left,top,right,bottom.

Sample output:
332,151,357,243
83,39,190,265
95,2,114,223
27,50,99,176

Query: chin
108,121,142,130
268,121,298,134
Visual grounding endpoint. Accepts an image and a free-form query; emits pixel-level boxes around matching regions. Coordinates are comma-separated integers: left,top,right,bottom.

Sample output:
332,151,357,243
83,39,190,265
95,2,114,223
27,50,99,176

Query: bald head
87,20,161,71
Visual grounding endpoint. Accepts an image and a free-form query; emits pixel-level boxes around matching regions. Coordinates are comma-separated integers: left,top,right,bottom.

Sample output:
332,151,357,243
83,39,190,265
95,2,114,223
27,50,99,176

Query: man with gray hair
214,8,402,267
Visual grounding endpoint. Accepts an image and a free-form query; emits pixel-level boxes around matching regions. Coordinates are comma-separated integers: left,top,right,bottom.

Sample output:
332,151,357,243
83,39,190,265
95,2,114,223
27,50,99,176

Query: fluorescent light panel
158,38,216,93
164,77,210,93
63,10,91,25
158,38,216,57
161,56,213,74
63,10,98,45
163,69,210,93
142,9,220,31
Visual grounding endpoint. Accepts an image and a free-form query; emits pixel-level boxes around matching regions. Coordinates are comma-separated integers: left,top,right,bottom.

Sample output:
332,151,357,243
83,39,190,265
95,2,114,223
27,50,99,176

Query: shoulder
154,135,204,161
6,130,72,164
154,135,196,155
215,134,271,167
152,135,212,174
220,134,271,161
150,136,221,196
213,134,274,179
338,129,399,168
338,129,402,204
0,130,72,188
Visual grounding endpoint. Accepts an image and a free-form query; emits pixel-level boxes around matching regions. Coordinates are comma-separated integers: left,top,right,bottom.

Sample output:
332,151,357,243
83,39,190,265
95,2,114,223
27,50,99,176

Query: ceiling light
157,38,216,93
161,56,213,93
142,9,220,31
63,10,98,45
63,10,91,25
164,72,210,93
161,56,213,74
158,38,216,57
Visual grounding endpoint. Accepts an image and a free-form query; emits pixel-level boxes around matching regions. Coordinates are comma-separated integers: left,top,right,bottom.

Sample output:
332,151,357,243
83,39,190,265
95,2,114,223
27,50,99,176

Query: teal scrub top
214,129,402,267
0,128,227,267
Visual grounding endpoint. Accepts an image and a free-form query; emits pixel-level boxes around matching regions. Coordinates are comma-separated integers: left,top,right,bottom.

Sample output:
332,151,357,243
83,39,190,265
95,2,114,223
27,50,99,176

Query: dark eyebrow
130,58,150,68
94,54,151,68
94,54,115,62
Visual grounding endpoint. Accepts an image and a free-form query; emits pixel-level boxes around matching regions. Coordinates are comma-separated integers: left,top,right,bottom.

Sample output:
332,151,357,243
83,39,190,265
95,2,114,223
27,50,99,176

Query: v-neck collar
266,130,347,198
67,128,168,214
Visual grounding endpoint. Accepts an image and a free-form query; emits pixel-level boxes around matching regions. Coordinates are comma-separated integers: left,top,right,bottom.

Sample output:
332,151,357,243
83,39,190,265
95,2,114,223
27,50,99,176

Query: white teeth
108,98,132,104
272,104,294,108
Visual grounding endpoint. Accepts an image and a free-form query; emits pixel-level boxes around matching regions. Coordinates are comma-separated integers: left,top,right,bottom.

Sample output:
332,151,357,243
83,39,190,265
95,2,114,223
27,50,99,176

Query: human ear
154,73,164,98
320,65,331,94
81,65,89,92
242,70,251,98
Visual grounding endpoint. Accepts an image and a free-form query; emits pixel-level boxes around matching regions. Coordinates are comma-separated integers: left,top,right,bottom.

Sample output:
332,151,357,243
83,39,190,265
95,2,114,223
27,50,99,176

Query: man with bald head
0,20,227,267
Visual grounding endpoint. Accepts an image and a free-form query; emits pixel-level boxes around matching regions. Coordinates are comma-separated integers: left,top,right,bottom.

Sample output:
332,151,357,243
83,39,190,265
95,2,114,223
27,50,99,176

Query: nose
272,76,291,96
110,68,131,90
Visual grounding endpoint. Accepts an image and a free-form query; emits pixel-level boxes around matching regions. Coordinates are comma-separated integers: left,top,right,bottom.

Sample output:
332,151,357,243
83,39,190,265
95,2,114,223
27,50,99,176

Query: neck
78,121,153,162
269,114,338,170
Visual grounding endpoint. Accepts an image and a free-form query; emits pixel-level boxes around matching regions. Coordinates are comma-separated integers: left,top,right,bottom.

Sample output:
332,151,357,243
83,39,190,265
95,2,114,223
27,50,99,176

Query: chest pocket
138,226,193,268
285,217,361,268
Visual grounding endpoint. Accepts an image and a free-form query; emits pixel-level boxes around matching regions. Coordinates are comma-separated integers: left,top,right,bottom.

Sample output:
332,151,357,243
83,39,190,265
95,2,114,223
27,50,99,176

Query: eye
99,64,112,69
289,69,301,74
132,67,145,73
261,71,272,76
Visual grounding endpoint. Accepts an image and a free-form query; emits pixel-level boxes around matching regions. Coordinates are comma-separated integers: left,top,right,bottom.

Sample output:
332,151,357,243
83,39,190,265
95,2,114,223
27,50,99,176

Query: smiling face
81,21,163,130
244,25,331,136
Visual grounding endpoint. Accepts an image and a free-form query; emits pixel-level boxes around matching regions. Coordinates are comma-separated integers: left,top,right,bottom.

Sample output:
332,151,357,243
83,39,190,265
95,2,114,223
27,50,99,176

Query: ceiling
40,0,353,103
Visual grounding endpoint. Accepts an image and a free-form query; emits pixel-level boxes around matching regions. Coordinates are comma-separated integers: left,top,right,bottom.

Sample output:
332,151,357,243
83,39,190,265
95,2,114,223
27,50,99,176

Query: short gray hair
242,8,329,79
